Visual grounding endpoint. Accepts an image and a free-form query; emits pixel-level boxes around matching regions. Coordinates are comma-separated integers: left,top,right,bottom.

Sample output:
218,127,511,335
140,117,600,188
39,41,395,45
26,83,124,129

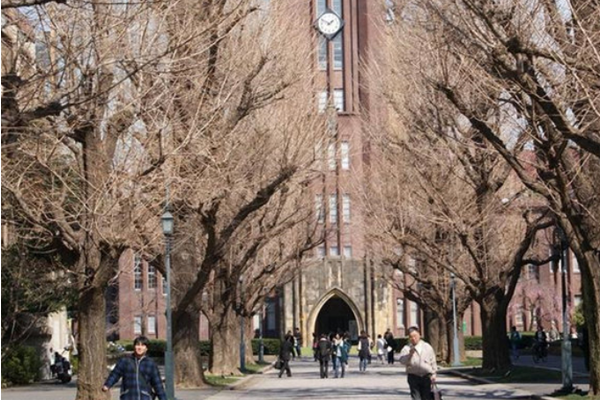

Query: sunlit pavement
205,356,538,400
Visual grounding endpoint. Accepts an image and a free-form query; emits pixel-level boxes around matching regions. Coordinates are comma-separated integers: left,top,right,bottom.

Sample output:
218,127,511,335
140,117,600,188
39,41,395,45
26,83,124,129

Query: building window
396,298,405,329
333,89,345,112
409,301,419,327
317,245,326,259
328,143,336,170
316,194,325,223
147,315,156,335
329,194,337,224
333,34,343,70
342,194,350,223
330,245,340,257
527,264,539,282
574,295,582,307
343,245,352,258
266,299,277,331
341,141,349,170
318,90,328,113
148,265,157,289
572,252,580,273
134,316,142,334
134,255,143,291
318,36,327,70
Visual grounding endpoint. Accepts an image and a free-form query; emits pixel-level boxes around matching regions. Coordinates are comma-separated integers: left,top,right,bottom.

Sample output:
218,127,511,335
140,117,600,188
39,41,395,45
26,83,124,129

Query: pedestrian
294,327,303,359
286,330,296,360
384,328,395,364
333,333,347,378
330,333,339,377
102,335,167,400
357,330,370,372
278,334,294,378
509,326,521,360
312,332,319,361
376,334,387,364
339,332,351,378
317,333,332,378
398,326,437,400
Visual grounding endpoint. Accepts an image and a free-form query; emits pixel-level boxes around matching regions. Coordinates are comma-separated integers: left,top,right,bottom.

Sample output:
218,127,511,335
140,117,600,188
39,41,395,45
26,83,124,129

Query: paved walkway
204,357,538,400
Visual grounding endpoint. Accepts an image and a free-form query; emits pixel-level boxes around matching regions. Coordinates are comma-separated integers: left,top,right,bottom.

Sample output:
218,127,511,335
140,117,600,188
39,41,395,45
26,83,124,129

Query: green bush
464,336,482,350
251,338,280,355
2,346,42,385
115,338,281,358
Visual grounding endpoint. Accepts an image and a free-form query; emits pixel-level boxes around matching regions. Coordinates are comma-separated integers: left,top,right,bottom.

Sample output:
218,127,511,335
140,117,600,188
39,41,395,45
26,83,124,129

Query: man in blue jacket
102,336,167,400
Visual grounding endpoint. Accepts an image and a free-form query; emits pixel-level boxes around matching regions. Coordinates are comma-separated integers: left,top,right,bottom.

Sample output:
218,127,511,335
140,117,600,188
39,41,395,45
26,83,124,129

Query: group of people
103,328,438,400
279,326,437,400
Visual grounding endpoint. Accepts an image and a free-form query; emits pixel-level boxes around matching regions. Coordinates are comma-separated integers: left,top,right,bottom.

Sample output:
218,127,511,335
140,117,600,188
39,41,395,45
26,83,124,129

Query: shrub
464,336,482,350
251,339,280,355
2,346,42,385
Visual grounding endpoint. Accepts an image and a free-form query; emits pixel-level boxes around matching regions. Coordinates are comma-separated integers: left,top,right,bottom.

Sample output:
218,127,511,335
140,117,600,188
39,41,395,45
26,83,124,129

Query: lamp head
161,211,174,236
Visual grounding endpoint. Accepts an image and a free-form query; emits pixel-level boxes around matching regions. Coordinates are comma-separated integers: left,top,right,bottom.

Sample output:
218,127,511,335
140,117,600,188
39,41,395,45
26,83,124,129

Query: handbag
431,382,443,400
274,358,282,370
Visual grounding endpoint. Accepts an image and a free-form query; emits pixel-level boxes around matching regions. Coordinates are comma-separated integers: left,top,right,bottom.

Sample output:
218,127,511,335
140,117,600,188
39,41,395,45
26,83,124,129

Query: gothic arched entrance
308,288,363,340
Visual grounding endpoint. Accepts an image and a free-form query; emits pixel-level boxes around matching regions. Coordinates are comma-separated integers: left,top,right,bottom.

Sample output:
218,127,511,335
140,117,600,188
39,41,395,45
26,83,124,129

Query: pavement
1,354,590,400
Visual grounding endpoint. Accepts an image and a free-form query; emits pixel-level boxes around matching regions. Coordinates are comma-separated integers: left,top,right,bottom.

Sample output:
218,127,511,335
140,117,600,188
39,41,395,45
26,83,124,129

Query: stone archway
307,288,364,340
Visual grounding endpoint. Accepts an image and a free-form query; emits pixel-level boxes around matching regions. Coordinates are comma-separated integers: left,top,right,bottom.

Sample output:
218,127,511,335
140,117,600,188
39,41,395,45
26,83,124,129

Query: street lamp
258,305,264,364
450,272,461,367
557,227,573,392
239,275,246,372
161,210,175,400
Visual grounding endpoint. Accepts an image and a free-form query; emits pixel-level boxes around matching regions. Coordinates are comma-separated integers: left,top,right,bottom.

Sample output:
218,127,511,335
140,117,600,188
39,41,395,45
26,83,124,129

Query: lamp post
450,272,462,367
557,227,573,392
258,306,264,364
161,210,175,400
239,276,246,372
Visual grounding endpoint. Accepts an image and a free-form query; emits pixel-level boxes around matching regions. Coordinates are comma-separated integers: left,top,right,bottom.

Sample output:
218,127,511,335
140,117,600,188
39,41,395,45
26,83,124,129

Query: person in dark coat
278,334,294,378
384,328,395,364
102,336,166,400
317,333,332,378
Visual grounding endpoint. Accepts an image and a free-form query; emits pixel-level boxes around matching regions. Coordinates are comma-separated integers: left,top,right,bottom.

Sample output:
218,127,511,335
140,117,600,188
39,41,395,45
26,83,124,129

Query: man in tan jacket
398,326,437,400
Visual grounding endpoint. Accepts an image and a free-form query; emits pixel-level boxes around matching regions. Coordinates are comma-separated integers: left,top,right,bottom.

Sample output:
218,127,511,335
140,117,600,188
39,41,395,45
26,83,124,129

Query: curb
442,369,559,400
226,362,276,390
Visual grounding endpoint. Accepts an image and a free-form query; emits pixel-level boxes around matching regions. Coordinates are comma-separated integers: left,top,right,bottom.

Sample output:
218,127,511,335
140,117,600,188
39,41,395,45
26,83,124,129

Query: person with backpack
102,336,166,400
317,333,332,378
357,331,371,372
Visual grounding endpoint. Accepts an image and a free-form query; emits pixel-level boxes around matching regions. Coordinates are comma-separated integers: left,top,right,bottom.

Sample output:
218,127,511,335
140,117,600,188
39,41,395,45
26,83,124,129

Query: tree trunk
75,285,109,400
578,250,600,395
173,308,205,387
209,304,241,376
480,297,511,372
424,309,447,362
244,317,255,365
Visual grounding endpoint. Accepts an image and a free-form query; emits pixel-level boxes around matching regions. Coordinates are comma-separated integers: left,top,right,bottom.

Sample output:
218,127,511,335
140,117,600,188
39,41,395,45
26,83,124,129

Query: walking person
376,334,387,364
330,333,339,377
317,333,332,378
332,333,344,378
278,334,293,378
312,332,319,361
294,327,303,359
357,331,370,372
509,326,521,360
338,332,351,378
102,335,167,400
384,328,395,364
399,326,437,400
286,330,297,360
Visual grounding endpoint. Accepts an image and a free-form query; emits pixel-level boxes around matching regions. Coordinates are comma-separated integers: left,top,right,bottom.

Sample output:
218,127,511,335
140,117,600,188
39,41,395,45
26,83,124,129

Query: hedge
116,338,282,358
2,346,42,385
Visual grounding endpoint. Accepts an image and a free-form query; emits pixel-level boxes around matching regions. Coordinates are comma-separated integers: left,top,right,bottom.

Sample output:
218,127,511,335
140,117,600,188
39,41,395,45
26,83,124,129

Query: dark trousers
407,373,432,400
278,359,291,377
319,359,329,378
387,349,395,364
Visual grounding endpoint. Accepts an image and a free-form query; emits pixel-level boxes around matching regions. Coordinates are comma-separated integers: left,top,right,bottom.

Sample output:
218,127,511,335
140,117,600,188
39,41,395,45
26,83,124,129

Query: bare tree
382,0,600,391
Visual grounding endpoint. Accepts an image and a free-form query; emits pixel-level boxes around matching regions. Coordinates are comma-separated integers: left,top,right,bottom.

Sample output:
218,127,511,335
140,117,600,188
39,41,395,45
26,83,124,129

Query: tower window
334,89,345,112
329,194,338,224
341,141,350,169
333,34,343,70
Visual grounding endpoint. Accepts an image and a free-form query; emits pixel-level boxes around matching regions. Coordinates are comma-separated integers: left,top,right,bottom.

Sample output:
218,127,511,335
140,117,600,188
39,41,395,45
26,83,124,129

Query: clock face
317,12,342,36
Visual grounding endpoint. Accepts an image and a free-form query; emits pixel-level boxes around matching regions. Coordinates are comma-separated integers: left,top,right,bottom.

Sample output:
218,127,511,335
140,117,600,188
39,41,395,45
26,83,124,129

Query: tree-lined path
205,357,536,400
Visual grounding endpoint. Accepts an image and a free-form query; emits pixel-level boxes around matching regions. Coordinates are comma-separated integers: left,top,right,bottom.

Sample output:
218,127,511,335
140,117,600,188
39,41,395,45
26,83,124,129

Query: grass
203,375,240,387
